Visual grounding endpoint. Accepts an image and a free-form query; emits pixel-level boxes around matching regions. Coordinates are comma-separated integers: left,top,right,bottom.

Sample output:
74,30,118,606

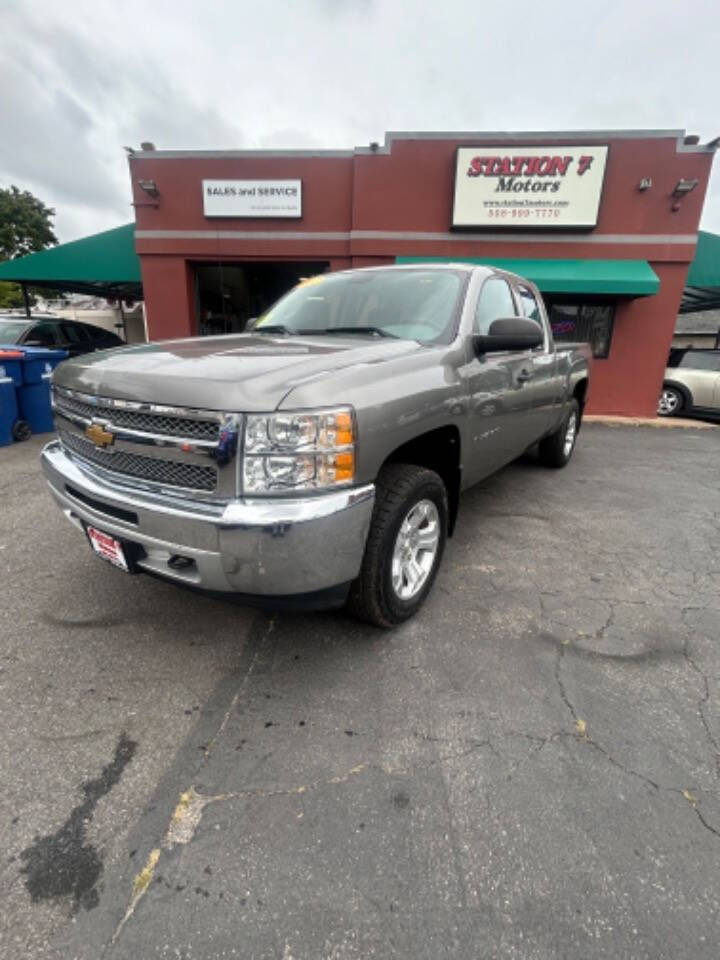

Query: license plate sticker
87,526,129,572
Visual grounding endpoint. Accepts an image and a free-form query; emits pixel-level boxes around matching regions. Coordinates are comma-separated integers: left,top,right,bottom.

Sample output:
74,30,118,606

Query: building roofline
378,129,716,155
131,149,355,160
130,128,717,160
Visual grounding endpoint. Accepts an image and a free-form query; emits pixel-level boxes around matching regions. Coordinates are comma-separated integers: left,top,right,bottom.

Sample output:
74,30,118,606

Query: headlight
243,407,356,494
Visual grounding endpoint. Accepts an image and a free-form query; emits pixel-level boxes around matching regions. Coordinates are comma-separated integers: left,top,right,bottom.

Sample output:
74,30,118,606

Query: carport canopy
681,230,720,312
397,256,660,296
0,223,142,299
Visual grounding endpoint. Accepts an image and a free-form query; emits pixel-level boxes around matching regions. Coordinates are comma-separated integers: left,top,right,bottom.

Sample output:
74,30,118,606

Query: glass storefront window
193,261,329,336
548,302,615,358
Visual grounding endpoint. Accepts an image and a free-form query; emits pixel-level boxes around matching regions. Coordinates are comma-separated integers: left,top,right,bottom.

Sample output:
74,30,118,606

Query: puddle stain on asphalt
19,733,137,912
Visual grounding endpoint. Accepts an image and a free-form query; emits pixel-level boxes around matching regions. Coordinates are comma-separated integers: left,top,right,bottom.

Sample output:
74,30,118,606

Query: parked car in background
658,348,720,417
0,315,124,357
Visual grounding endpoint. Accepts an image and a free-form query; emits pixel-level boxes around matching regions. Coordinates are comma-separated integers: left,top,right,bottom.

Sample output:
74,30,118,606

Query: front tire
538,398,580,468
658,385,685,417
347,463,448,628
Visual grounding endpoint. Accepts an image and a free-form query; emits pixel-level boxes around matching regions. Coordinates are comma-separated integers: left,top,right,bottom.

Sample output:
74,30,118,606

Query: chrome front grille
52,386,239,498
53,391,221,441
59,429,218,492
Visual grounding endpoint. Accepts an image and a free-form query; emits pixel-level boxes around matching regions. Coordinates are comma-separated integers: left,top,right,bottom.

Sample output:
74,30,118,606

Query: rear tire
347,463,448,628
657,385,685,417
538,399,580,468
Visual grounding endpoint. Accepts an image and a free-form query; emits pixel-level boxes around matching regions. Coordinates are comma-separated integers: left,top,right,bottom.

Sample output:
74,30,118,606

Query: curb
584,415,718,430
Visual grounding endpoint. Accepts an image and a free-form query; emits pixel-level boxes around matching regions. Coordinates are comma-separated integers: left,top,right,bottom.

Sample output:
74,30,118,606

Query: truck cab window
516,285,546,349
516,286,542,325
474,277,516,335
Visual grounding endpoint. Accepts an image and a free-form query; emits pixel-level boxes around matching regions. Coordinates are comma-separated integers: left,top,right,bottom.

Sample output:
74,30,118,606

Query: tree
0,284,25,310
0,185,58,309
0,186,57,260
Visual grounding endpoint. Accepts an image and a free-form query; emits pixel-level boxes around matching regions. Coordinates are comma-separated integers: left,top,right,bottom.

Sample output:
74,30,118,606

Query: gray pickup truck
42,264,589,626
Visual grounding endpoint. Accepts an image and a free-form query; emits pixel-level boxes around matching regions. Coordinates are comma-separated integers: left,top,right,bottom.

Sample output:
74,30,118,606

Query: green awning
396,257,660,296
686,231,720,287
0,224,141,297
681,231,720,312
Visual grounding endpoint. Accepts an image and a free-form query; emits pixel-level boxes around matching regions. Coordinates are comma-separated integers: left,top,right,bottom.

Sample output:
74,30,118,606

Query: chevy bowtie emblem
85,422,115,449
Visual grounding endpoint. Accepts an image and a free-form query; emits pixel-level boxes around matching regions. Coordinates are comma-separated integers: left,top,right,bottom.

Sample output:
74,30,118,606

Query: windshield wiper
251,324,292,335
253,324,399,338
305,326,397,339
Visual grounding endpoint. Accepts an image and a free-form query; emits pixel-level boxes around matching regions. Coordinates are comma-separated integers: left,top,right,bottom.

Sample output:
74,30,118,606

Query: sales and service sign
452,146,608,228
203,180,302,218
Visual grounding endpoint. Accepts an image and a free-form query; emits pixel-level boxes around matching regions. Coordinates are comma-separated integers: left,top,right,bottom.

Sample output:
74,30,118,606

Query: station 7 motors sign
452,145,608,229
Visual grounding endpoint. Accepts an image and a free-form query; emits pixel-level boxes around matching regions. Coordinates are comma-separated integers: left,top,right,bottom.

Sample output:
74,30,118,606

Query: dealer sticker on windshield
87,526,129,572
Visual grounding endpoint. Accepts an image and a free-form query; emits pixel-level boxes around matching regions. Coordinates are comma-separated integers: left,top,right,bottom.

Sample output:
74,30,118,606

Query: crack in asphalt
554,635,720,844
90,591,720,955
428,737,469,953
107,614,280,952
681,608,720,781
554,645,580,725
109,760,373,949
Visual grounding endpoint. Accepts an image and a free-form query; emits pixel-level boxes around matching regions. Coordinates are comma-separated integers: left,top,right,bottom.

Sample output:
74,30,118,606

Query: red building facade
129,130,716,417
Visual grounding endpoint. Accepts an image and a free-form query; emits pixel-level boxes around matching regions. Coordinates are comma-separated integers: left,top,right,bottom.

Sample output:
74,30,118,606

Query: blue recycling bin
0,349,24,387
14,346,68,384
0,368,20,446
0,346,69,436
17,372,56,434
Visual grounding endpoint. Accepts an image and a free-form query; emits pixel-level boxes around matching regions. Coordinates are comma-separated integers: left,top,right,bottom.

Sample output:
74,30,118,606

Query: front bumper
40,441,375,606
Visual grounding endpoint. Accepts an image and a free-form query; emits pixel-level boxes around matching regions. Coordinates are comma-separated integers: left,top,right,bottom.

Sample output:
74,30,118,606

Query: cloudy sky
2,0,719,242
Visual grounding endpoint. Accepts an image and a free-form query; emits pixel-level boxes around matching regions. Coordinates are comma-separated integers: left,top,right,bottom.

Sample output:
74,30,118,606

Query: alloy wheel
391,499,441,600
563,411,578,458
658,389,681,416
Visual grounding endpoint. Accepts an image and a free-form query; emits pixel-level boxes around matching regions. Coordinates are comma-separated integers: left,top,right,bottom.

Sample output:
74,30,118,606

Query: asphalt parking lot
2,424,719,960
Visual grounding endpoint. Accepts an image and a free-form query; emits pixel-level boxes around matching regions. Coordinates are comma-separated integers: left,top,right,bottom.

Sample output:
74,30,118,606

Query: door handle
516,368,534,383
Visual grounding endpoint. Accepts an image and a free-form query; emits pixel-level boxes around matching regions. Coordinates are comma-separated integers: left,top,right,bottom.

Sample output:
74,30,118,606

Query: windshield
255,269,466,344
0,319,30,343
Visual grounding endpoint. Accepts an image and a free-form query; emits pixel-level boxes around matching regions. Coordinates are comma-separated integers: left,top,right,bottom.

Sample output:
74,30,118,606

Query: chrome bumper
41,441,375,602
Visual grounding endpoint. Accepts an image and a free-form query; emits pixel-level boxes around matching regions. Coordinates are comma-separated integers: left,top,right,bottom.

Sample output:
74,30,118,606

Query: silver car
659,349,720,417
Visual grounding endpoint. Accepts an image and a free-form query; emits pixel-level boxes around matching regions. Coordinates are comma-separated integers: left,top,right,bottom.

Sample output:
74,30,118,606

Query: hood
53,332,423,411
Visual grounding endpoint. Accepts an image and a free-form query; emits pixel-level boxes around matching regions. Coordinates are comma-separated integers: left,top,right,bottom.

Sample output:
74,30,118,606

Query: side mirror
23,339,47,347
473,317,544,355
244,317,259,331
